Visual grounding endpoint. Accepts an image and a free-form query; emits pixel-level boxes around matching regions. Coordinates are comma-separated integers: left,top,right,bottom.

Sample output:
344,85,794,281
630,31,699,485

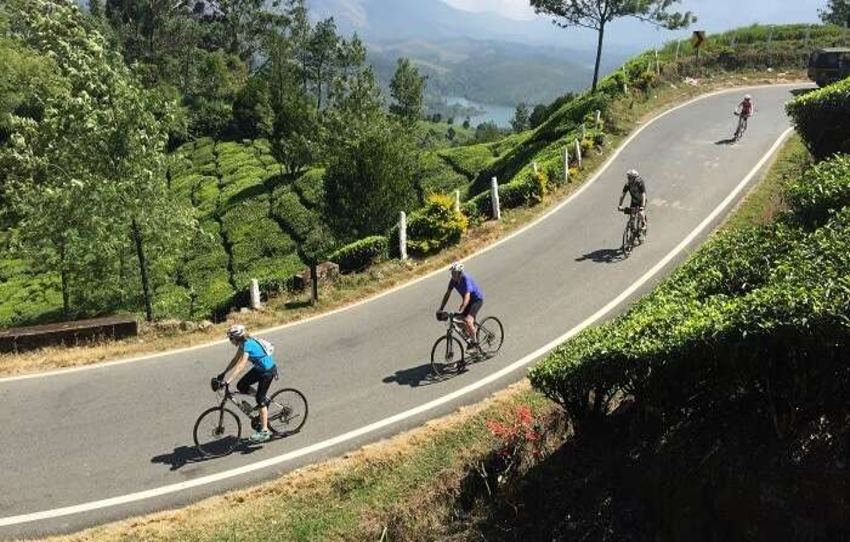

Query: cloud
439,0,537,21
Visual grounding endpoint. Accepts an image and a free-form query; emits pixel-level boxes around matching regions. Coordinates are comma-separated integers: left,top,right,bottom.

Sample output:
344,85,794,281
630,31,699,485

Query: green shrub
407,194,469,255
786,77,850,160
233,253,304,291
419,152,470,198
330,235,389,273
439,144,496,178
191,273,235,319
153,283,191,320
785,153,850,225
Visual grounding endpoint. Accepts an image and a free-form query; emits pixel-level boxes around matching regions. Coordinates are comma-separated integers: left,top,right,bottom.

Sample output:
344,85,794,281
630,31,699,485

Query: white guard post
564,146,570,183
490,176,501,220
250,279,261,310
574,138,582,169
399,211,408,261
454,189,461,213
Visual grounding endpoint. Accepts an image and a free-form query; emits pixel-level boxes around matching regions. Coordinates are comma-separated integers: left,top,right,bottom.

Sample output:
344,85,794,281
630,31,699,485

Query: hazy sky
442,0,828,34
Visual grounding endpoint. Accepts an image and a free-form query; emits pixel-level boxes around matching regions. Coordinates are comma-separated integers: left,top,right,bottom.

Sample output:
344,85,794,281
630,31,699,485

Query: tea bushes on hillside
270,186,322,241
786,153,850,226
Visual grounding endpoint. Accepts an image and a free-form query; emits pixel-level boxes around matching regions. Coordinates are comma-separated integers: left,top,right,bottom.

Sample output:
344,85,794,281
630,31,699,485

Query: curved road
0,85,803,539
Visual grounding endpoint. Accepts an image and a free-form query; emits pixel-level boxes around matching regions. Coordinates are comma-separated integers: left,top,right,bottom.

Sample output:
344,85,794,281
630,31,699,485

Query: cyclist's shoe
249,429,272,443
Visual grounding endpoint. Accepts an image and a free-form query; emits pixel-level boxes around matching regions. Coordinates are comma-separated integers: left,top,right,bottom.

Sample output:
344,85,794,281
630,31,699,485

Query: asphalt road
0,84,804,539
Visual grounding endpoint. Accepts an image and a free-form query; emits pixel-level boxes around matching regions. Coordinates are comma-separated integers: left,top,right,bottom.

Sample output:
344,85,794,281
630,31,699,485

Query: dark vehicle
808,47,850,87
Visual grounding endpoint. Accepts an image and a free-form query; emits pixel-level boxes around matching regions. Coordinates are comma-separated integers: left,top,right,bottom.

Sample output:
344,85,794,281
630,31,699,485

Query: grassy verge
24,102,813,542
0,70,806,378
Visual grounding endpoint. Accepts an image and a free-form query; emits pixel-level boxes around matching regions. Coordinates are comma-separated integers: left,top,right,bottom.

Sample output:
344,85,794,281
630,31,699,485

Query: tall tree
511,102,530,132
4,0,196,321
307,18,340,111
389,58,426,126
324,66,419,239
530,0,695,92
820,0,850,26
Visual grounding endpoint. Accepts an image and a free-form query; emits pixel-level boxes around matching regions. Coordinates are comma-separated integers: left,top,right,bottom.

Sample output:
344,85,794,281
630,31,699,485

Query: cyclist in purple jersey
437,262,484,348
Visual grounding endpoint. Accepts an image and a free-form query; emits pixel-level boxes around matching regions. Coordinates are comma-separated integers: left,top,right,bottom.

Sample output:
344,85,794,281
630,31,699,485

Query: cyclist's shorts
462,298,483,319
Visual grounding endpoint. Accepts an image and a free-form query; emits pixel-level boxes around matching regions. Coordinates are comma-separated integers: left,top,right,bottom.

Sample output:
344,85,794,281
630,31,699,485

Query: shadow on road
151,442,263,471
715,138,737,145
383,362,445,387
575,248,623,264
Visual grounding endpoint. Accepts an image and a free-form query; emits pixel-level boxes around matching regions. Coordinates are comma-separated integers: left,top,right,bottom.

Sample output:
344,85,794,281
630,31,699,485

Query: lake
446,96,516,128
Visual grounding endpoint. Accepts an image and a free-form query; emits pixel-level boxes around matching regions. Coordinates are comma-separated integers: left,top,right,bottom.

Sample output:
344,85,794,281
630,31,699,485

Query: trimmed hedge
419,152,470,198
786,76,850,160
529,152,850,438
270,186,321,242
330,235,388,274
292,169,325,209
786,151,850,226
462,172,548,220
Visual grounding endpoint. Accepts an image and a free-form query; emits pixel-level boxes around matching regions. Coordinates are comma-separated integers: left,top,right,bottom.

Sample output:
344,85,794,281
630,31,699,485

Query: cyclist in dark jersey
216,324,278,443
618,169,648,240
437,262,484,349
734,94,754,139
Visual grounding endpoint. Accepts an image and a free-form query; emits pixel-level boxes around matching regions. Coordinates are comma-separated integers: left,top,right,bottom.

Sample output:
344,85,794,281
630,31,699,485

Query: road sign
691,31,706,49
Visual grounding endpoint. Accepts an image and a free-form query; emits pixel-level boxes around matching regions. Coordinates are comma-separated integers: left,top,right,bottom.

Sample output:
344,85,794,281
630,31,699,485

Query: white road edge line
0,83,803,385
0,127,794,528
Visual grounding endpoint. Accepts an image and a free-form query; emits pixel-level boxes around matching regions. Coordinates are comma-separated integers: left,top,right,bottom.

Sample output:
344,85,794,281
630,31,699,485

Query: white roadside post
622,65,628,93
490,176,501,220
250,279,261,310
574,138,582,169
454,189,461,213
532,161,539,175
595,110,602,130
581,123,587,141
675,40,681,62
399,211,408,261
655,49,660,75
564,145,570,183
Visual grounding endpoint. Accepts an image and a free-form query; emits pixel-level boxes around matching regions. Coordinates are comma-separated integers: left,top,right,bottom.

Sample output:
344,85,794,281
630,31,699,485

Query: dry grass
0,70,807,378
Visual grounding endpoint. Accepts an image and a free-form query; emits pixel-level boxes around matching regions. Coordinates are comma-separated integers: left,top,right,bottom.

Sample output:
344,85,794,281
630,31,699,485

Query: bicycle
619,206,646,257
193,378,308,457
733,111,749,142
431,311,504,376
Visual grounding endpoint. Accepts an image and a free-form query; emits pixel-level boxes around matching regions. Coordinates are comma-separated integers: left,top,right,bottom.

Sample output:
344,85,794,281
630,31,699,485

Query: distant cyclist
216,324,277,443
618,169,648,241
733,94,754,140
437,262,484,351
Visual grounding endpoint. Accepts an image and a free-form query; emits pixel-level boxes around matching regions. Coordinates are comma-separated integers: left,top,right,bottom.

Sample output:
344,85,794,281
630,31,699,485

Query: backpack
254,337,275,356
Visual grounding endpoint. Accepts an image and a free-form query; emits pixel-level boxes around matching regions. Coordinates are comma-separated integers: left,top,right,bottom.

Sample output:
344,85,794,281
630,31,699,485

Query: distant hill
368,38,629,108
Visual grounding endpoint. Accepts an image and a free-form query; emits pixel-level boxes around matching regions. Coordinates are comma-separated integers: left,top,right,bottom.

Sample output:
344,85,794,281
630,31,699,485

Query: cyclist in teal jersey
216,324,278,443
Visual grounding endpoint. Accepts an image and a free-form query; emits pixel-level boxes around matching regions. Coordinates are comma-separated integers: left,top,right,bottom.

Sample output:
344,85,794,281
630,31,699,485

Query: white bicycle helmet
449,262,464,274
626,169,640,180
743,94,752,101
226,324,247,341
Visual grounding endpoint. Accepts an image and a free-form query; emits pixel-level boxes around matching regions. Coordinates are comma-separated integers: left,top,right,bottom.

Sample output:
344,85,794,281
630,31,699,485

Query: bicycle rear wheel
194,407,241,457
267,388,309,436
431,335,465,376
476,316,504,357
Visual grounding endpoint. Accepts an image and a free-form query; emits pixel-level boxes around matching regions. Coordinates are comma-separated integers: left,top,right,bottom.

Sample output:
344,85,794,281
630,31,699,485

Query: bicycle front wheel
194,407,241,457
431,335,464,376
476,316,504,357
622,219,636,256
267,388,309,436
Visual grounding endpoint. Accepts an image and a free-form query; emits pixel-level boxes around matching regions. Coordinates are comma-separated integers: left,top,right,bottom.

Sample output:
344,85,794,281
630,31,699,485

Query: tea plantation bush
406,194,469,255
529,152,850,438
787,78,850,161
330,236,389,273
